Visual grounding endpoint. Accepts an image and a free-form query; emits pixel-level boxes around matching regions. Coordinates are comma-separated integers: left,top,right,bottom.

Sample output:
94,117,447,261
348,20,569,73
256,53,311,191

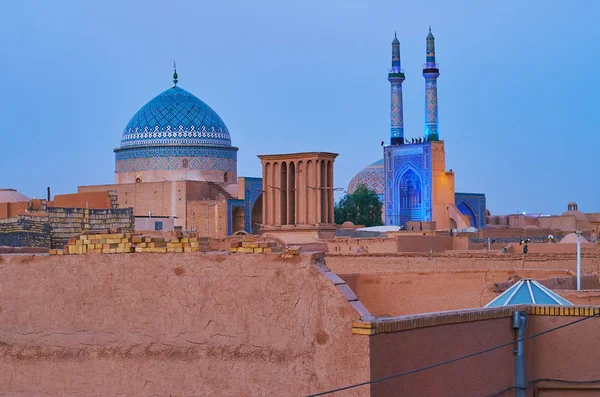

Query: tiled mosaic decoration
384,143,433,226
424,78,439,140
116,156,236,173
423,28,440,141
120,86,231,147
455,193,487,229
347,159,385,196
242,178,263,234
115,146,237,172
389,34,405,141
115,146,237,161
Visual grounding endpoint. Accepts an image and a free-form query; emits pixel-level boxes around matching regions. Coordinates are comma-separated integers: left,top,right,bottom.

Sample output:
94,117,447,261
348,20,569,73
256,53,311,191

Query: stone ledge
311,254,373,321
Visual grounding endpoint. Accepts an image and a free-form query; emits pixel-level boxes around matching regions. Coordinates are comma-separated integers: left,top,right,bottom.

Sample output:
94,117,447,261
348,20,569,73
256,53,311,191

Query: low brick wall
48,207,134,249
0,215,52,248
0,208,134,249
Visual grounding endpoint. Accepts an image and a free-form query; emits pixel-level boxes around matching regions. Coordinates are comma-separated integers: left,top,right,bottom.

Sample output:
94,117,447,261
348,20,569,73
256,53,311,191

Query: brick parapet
352,305,600,336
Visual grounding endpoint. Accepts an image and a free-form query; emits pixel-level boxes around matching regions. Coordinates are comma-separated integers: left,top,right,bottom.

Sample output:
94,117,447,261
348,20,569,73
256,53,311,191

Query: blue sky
1,0,598,215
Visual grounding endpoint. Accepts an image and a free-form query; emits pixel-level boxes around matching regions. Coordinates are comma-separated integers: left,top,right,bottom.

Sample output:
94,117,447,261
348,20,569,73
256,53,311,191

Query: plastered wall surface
325,253,600,275
527,315,600,395
342,269,575,316
0,253,369,397
369,318,514,396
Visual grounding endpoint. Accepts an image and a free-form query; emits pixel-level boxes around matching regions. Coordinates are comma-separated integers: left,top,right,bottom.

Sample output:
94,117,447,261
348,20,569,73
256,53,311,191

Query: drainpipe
577,231,581,291
513,311,527,397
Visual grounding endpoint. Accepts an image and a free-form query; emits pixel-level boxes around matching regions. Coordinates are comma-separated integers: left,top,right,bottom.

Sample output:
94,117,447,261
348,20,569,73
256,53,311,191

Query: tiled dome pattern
347,159,384,195
120,86,231,148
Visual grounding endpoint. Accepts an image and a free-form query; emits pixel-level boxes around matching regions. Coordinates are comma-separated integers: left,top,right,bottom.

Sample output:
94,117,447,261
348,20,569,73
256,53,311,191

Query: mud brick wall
48,208,134,249
87,208,134,232
0,215,51,248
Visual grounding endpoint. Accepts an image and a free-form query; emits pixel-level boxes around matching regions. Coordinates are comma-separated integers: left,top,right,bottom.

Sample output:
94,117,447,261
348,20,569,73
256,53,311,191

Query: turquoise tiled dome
348,159,384,197
120,86,231,148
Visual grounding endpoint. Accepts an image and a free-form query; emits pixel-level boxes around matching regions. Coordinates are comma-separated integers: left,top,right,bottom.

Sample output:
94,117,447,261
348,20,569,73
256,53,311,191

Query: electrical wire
482,386,515,397
530,378,600,385
306,312,599,397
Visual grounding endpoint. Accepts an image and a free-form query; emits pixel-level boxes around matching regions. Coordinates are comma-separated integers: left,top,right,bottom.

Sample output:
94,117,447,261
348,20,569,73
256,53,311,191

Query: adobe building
257,152,338,244
0,189,134,250
487,202,600,236
3,250,600,396
0,189,30,218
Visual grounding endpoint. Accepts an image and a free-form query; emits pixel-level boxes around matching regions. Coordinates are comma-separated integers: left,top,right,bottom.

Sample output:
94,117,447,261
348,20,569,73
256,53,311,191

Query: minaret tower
423,27,440,141
389,32,406,145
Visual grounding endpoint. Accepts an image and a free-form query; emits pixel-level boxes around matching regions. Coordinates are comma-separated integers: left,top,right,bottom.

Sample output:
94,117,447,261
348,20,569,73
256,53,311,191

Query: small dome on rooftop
560,233,589,244
562,210,589,223
563,202,589,223
0,189,29,203
341,221,355,228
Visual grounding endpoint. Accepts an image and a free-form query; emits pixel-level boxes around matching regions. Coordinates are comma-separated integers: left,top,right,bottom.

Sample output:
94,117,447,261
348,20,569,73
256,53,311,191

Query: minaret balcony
422,63,439,74
388,69,405,79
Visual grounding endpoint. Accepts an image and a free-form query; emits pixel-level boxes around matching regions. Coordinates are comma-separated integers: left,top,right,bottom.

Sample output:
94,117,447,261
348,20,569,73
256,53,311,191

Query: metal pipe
577,231,581,291
513,311,527,397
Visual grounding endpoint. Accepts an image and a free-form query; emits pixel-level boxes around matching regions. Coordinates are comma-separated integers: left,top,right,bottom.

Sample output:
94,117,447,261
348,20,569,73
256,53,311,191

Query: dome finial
173,60,178,87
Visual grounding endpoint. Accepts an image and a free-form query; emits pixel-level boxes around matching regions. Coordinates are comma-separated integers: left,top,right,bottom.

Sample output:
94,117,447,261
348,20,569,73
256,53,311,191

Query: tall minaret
423,27,440,141
389,32,406,145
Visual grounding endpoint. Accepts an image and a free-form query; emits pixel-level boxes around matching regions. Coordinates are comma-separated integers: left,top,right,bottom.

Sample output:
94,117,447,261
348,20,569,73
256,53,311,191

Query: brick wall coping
352,305,600,336
326,252,600,259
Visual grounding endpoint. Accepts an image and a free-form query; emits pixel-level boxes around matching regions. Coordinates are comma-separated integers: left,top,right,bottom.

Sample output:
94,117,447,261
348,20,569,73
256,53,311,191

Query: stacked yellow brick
52,233,136,255
229,237,280,254
281,245,301,258
49,234,210,255
134,236,209,253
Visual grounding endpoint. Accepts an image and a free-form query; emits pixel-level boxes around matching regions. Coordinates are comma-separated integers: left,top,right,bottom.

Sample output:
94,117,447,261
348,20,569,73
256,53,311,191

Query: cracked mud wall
0,253,369,397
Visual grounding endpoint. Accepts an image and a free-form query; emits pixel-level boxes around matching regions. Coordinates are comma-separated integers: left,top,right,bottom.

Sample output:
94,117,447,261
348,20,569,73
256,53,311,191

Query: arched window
399,170,421,209
224,172,229,183
182,158,189,169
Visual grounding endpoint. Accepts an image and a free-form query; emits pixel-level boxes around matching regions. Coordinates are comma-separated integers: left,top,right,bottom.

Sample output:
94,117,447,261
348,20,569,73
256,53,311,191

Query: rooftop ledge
352,305,600,335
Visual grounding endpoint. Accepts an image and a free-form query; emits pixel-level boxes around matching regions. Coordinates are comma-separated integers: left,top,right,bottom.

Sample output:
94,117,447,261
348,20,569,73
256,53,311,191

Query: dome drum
115,145,237,184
